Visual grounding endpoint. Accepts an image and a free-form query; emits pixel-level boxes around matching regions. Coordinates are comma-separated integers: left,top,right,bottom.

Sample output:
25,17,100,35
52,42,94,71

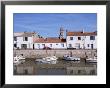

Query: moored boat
86,56,97,63
63,54,80,61
35,56,58,64
14,55,25,65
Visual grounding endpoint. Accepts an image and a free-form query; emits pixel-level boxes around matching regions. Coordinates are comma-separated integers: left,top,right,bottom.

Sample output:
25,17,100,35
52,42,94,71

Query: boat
35,56,58,64
71,61,80,63
37,59,57,64
86,56,97,63
63,54,80,61
14,55,25,65
43,56,58,61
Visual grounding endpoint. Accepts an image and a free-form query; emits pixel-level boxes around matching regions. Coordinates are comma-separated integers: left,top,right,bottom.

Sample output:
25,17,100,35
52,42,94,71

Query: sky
14,13,97,37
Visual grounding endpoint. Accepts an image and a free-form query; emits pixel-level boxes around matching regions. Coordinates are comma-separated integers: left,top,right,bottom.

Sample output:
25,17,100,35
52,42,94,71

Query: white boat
36,56,58,64
63,54,80,61
14,55,25,65
43,56,58,61
86,56,97,63
36,60,57,64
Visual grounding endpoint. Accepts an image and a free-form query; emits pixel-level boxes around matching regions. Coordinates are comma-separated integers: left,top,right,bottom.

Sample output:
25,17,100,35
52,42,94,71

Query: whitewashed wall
84,36,97,49
14,37,33,49
14,35,97,49
67,36,97,49
34,43,66,49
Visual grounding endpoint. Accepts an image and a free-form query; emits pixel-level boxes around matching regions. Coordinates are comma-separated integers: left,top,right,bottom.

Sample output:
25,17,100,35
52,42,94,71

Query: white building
14,32,37,49
66,31,97,49
14,30,97,50
33,37,66,49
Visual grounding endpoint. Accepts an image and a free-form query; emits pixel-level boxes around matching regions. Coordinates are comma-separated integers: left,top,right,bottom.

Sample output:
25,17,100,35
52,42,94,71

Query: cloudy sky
14,13,97,37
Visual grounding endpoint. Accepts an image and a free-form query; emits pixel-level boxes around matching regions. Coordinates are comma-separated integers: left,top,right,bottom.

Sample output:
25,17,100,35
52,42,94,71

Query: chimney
44,38,47,41
81,29,84,33
24,31,27,33
82,29,84,33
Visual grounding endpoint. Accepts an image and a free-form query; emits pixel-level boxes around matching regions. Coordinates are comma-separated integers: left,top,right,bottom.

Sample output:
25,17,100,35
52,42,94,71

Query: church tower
59,27,64,39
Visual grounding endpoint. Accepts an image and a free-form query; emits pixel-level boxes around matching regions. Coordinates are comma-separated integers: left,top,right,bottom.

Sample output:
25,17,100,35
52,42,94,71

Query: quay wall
14,49,97,58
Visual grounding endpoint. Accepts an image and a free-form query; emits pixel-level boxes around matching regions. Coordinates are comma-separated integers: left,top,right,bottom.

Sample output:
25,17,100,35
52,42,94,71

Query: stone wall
14,49,97,59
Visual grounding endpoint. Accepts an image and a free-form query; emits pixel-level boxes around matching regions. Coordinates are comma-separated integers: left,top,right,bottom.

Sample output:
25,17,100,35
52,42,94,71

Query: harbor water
14,58,97,75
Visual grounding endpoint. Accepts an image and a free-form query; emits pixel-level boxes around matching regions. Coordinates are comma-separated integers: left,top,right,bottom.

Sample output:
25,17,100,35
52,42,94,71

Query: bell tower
59,27,64,39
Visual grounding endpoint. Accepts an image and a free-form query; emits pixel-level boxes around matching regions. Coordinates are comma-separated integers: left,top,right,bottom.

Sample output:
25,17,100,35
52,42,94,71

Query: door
33,44,34,49
38,44,40,49
21,44,27,49
91,44,93,49
75,43,80,49
69,44,72,48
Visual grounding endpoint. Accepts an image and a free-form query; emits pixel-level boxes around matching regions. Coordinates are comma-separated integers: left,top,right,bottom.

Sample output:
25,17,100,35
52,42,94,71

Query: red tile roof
33,37,66,43
67,31,97,36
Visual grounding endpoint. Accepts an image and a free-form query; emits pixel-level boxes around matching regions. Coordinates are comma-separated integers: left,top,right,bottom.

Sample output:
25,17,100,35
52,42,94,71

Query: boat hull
36,59,57,64
64,57,80,61
86,60,97,63
86,57,97,63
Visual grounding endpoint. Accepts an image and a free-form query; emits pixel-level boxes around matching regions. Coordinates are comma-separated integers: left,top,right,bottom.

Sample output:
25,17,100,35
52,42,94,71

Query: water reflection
14,58,97,75
66,65,96,75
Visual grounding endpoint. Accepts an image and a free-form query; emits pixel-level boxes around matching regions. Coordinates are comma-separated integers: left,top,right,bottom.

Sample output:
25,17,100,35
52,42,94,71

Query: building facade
14,32,37,49
66,31,97,49
33,38,66,49
14,30,97,50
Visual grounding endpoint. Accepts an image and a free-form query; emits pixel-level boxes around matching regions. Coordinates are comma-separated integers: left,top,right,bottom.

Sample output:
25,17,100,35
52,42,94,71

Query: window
50,44,52,47
78,37,81,40
75,43,80,49
14,44,17,47
70,37,73,40
25,37,28,41
69,44,72,48
23,37,28,41
87,44,89,47
14,37,17,41
38,44,40,48
42,44,45,47
91,44,93,49
61,44,64,47
33,44,35,49
90,36,95,40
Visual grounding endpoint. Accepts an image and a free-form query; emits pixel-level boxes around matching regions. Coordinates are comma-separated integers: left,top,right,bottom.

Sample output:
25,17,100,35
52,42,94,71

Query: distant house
14,29,97,50
33,37,66,49
66,31,97,49
14,32,37,49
